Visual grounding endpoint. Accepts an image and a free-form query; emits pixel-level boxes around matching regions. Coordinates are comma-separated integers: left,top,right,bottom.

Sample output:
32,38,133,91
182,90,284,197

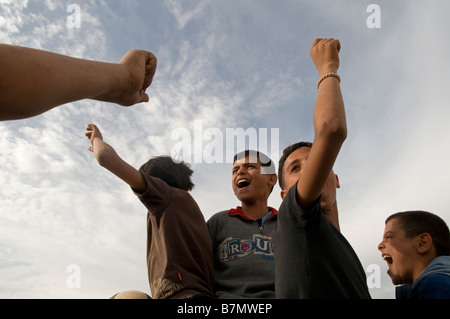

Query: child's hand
85,124,103,152
84,123,146,192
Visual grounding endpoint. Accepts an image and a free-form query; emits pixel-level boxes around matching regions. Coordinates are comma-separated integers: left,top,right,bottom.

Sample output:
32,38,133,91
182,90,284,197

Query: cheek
283,174,298,191
321,185,334,201
231,177,237,191
389,244,414,272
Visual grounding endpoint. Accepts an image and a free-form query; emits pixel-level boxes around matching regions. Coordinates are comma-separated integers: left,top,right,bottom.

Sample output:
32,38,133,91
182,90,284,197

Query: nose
235,165,247,176
377,240,384,252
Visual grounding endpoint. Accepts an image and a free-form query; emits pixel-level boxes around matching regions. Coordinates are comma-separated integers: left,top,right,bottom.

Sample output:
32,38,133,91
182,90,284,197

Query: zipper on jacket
256,209,273,234
256,221,264,234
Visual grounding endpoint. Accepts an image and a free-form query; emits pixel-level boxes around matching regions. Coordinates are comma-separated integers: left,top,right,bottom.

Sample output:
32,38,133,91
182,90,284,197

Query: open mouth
382,254,393,264
236,178,251,189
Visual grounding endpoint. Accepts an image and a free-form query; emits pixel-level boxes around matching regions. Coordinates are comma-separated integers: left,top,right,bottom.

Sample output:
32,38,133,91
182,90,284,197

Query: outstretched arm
0,44,157,121
296,38,347,210
86,124,146,193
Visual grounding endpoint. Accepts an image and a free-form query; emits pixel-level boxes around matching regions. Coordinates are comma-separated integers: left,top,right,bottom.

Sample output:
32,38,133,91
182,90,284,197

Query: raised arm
0,44,157,121
296,38,347,210
86,124,146,193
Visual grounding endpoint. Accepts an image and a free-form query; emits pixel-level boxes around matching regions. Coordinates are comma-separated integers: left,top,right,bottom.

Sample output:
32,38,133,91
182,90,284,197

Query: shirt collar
227,206,278,220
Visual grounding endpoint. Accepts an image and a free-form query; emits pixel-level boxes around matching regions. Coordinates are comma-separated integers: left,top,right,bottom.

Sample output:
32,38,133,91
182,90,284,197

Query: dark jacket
396,256,450,299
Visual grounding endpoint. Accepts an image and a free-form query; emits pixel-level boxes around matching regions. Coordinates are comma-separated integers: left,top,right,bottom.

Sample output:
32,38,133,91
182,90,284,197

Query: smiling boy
207,150,278,298
378,211,450,299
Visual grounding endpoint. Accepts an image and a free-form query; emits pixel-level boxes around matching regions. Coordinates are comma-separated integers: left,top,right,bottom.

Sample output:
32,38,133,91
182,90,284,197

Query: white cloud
164,0,207,30
330,1,450,298
0,1,150,298
2,0,450,299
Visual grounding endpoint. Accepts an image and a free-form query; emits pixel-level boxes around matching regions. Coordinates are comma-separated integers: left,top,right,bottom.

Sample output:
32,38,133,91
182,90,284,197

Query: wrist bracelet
317,72,341,89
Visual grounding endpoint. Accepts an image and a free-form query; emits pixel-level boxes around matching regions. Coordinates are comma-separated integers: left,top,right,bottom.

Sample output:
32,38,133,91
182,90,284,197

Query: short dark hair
139,155,194,191
233,150,275,174
386,211,450,257
278,142,312,189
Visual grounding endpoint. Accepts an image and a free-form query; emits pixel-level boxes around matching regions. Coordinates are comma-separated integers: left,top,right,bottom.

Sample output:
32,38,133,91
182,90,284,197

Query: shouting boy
378,210,450,299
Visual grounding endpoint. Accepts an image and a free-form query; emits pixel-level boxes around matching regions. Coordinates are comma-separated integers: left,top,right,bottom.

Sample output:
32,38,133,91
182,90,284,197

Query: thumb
137,90,149,103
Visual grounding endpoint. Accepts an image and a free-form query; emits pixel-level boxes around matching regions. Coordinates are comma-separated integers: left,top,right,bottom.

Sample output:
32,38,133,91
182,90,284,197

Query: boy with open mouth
378,210,450,299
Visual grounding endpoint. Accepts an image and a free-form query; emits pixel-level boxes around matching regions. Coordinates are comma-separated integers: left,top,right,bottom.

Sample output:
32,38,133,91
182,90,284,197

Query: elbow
316,119,347,144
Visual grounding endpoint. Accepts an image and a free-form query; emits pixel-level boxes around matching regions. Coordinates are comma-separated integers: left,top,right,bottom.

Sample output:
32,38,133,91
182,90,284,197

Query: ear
417,233,433,254
335,174,340,189
268,173,277,187
280,189,286,200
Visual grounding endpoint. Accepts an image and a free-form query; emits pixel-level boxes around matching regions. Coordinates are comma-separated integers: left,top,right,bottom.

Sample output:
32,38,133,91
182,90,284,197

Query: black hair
139,155,194,192
386,211,450,257
233,150,275,174
277,142,313,189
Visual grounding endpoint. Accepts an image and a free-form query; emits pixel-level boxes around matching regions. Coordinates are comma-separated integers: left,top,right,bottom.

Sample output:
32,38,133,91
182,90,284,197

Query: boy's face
378,218,418,285
232,155,276,204
280,146,339,211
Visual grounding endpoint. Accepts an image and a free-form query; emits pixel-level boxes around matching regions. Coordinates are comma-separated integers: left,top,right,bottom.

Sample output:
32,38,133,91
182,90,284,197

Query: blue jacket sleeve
415,274,450,299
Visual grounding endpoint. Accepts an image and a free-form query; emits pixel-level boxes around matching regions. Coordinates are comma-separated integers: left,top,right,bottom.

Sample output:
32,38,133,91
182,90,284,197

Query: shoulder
135,173,171,195
207,210,231,225
278,182,322,228
206,210,232,242
133,173,172,211
416,274,450,299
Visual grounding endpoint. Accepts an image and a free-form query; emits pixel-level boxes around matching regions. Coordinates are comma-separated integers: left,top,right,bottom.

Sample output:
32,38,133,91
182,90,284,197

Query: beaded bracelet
317,72,341,89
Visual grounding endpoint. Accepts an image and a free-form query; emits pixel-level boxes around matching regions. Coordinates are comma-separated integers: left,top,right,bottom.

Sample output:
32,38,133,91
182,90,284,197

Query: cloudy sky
1,0,450,299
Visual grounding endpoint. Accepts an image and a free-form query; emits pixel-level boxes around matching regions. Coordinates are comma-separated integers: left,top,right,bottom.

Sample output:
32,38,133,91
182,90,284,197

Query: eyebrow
232,162,259,172
286,159,302,171
384,231,394,238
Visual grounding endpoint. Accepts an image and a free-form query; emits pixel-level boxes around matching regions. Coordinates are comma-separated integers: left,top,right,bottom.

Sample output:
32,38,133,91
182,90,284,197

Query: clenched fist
309,38,341,76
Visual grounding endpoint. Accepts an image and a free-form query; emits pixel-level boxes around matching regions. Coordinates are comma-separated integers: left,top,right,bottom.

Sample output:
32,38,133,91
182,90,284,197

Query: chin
388,270,406,286
390,276,404,286
320,200,329,210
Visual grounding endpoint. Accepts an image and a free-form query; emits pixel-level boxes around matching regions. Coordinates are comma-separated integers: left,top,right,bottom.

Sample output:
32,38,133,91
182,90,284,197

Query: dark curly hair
139,156,194,191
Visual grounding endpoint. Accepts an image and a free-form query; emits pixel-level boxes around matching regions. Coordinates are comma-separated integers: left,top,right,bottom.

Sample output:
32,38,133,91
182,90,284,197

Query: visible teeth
237,179,250,187
382,255,393,264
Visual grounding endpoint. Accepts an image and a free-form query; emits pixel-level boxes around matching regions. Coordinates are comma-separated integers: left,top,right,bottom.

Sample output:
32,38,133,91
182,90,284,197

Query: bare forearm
0,44,125,120
296,39,347,210
91,137,146,192
310,38,347,144
92,138,121,169
313,76,347,143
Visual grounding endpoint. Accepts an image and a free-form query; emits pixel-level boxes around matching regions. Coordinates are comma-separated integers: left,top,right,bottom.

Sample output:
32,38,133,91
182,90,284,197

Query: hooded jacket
396,256,450,299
